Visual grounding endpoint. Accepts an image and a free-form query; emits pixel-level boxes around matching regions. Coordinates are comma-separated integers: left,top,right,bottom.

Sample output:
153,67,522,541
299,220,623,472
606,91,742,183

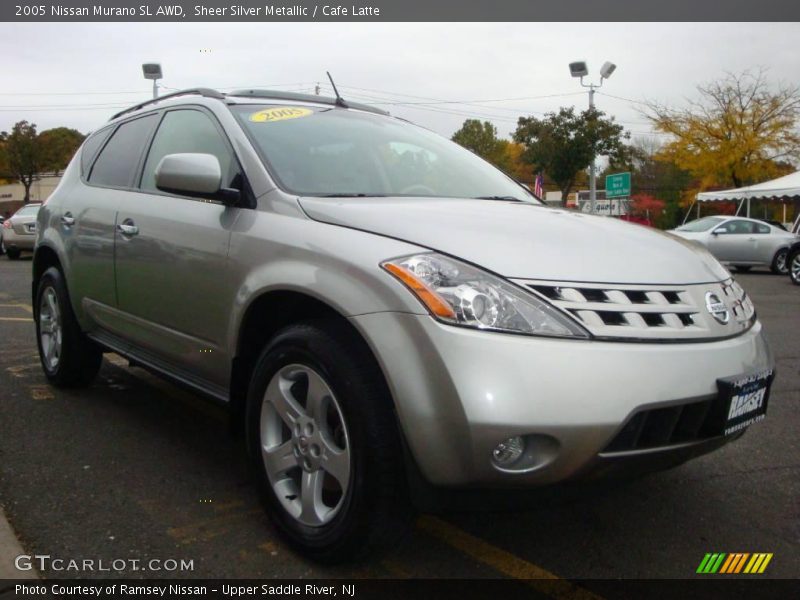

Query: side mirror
155,153,222,197
712,227,727,235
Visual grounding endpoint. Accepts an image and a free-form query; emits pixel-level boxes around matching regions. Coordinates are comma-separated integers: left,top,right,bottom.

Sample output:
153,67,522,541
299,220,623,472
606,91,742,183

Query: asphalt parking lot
0,256,798,584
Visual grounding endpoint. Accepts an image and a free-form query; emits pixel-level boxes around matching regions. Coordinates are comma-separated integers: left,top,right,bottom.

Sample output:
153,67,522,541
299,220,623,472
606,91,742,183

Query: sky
2,22,800,144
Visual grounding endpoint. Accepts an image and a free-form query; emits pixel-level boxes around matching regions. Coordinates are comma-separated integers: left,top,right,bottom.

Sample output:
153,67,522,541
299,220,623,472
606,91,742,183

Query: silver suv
34,88,774,562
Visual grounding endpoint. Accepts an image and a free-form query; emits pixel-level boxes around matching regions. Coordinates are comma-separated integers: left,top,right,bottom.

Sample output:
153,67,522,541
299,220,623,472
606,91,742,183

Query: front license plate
718,368,774,436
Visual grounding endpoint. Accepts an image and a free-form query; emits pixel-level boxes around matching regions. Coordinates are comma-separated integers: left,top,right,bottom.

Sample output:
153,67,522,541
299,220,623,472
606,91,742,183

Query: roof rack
227,89,389,116
110,88,226,121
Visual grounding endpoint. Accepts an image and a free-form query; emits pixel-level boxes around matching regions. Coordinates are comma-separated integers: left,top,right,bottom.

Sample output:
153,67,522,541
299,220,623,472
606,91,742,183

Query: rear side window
140,109,235,192
80,127,113,175
755,223,771,234
89,114,158,188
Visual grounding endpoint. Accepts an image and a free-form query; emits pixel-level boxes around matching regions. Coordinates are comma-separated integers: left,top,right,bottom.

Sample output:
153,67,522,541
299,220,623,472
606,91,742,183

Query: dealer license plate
718,368,774,436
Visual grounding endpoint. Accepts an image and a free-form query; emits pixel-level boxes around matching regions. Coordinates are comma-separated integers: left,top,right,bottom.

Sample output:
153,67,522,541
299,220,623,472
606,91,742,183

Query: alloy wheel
39,287,62,370
792,253,800,284
775,250,788,274
260,364,351,527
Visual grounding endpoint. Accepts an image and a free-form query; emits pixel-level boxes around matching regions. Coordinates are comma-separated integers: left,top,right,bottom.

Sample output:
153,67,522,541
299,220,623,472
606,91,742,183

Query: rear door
67,115,158,323
113,108,246,393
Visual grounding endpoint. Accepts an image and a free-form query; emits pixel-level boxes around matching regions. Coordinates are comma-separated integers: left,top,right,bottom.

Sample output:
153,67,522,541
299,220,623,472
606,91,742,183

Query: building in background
0,174,62,216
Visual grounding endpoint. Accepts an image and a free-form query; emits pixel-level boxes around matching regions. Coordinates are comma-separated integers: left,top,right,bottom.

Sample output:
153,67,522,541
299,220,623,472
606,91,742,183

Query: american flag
533,173,544,199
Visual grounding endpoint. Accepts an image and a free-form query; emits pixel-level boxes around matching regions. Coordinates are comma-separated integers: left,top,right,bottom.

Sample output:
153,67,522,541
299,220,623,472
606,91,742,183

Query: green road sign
606,172,631,198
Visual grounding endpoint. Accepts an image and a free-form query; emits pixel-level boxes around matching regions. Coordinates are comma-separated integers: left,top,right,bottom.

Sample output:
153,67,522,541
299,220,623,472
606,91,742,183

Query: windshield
676,216,726,232
14,204,41,217
232,105,536,201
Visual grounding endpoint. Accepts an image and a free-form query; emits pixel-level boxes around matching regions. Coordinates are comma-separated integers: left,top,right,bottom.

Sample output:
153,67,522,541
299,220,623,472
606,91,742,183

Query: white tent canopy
686,171,800,222
697,170,800,202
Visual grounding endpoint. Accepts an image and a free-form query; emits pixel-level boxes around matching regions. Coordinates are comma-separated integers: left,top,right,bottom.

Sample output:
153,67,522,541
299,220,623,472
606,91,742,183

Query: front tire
771,248,789,275
789,248,800,286
245,321,410,563
733,265,752,273
35,266,103,387
6,247,20,260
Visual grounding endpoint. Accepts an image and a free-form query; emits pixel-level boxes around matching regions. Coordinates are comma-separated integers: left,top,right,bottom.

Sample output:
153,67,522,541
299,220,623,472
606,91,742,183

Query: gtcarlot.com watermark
15,554,194,573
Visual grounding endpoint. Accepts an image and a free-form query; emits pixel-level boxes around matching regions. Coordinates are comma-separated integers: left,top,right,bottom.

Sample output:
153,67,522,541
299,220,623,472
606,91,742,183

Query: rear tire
733,265,752,273
35,266,103,387
771,248,789,275
245,320,411,563
789,248,800,286
6,247,20,260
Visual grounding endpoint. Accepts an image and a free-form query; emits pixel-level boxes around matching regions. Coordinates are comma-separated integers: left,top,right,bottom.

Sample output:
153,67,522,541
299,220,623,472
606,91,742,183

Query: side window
89,114,158,188
80,127,113,175
726,220,754,234
755,223,771,234
140,109,237,192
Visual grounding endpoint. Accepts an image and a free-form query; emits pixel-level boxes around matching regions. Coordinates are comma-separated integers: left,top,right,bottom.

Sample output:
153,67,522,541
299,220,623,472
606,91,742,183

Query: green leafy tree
0,121,41,204
38,127,85,175
452,119,502,159
513,107,629,206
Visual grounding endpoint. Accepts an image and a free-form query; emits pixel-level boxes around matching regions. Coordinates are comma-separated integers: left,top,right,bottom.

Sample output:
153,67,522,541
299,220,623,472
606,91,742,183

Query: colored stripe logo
697,553,773,574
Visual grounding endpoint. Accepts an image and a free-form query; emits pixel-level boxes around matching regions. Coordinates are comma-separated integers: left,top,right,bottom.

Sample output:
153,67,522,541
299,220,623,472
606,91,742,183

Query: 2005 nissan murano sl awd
33,88,774,562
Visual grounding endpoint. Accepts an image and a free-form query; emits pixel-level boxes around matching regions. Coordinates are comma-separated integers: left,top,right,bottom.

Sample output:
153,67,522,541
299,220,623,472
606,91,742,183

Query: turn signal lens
383,262,456,319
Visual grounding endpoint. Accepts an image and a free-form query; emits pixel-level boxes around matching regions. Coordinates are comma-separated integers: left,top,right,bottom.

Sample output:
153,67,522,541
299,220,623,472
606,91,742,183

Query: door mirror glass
712,227,728,235
155,153,221,196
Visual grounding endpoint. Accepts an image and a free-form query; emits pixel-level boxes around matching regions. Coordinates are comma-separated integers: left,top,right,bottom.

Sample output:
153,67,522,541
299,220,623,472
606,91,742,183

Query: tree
643,69,800,190
628,193,666,221
0,121,40,204
38,127,85,175
452,119,504,161
451,119,533,181
513,107,629,206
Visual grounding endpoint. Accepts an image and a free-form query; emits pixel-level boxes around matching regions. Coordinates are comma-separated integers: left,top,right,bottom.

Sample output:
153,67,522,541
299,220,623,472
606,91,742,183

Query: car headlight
381,253,590,338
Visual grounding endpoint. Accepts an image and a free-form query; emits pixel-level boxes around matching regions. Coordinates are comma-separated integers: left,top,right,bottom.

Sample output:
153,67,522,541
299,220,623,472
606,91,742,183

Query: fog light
492,436,525,466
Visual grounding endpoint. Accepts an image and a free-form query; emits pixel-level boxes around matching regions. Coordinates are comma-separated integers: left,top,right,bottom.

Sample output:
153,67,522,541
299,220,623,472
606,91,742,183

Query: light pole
142,63,163,99
569,60,617,215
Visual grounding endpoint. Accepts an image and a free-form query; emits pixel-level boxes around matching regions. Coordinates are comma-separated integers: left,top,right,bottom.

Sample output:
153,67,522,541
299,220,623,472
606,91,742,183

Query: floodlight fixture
142,63,163,80
569,61,589,78
600,61,617,80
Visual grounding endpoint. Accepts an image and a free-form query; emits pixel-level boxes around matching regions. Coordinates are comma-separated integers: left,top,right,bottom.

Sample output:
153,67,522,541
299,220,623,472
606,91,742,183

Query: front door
113,108,246,391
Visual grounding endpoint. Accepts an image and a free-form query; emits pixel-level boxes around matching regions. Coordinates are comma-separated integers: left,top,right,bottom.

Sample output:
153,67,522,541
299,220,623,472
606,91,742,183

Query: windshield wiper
318,193,387,198
472,195,523,202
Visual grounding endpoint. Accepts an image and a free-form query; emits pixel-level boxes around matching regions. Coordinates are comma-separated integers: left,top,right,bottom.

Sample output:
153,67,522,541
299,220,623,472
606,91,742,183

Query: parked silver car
33,89,774,561
2,203,41,259
670,215,798,274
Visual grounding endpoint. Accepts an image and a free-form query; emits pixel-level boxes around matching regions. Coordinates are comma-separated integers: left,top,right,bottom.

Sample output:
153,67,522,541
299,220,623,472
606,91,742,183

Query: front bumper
351,312,773,487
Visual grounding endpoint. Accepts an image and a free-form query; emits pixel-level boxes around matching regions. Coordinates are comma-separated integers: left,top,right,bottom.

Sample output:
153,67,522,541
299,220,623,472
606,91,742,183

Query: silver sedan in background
670,216,799,274
2,203,42,260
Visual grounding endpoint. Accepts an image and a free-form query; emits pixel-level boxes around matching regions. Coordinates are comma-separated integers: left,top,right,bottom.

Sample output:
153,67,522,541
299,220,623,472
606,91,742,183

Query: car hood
298,197,731,284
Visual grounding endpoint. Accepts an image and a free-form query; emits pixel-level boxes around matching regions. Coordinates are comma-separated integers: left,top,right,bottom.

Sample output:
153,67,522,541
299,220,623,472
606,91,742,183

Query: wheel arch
229,289,394,434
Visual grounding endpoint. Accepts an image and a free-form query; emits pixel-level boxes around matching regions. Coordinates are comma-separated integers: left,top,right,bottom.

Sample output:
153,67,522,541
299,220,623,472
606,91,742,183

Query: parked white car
670,216,799,274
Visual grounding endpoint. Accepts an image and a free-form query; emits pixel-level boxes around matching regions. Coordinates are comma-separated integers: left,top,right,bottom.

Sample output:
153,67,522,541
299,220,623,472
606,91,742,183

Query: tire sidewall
35,267,68,379
773,248,789,274
245,326,376,558
790,250,800,285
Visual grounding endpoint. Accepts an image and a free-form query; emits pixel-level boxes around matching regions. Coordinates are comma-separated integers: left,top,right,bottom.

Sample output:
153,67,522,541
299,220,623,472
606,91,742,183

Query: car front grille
602,396,728,453
511,278,755,340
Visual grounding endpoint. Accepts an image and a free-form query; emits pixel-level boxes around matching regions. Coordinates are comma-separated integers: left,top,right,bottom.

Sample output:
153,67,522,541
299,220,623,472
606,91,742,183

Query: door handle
61,213,75,227
747,237,757,242
117,221,139,236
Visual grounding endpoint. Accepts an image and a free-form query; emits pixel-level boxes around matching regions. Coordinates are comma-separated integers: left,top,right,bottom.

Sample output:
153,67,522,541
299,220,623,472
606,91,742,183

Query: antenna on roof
326,71,348,108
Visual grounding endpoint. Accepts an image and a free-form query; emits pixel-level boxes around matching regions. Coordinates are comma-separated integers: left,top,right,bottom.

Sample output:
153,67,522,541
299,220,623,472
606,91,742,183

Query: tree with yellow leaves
643,69,800,190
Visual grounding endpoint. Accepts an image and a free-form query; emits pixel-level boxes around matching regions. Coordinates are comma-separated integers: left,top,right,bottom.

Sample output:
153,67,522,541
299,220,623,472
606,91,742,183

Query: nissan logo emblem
705,292,730,324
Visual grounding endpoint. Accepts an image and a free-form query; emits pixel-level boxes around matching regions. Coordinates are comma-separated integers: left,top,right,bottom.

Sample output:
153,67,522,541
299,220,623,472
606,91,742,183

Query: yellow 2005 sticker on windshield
249,107,313,123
